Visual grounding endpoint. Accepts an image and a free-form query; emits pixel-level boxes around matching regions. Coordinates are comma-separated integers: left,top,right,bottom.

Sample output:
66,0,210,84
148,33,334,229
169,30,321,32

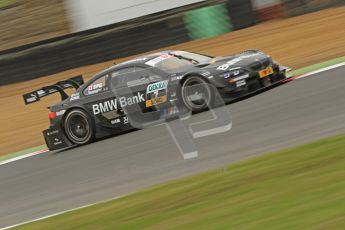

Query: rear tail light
49,111,56,120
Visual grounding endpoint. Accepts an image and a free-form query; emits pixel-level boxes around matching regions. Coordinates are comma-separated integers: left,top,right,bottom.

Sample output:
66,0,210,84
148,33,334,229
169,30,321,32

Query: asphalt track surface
1,67,345,228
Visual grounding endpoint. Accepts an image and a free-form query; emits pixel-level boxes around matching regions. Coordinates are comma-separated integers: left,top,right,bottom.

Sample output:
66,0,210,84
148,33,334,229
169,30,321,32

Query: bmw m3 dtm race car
23,50,289,151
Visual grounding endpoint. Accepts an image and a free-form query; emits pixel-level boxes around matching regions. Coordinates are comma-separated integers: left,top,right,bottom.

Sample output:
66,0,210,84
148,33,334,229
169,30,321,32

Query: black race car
23,50,289,151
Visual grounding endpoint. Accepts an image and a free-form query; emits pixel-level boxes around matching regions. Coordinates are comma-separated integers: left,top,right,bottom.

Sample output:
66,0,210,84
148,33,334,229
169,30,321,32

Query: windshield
155,57,193,73
145,52,212,74
172,51,212,63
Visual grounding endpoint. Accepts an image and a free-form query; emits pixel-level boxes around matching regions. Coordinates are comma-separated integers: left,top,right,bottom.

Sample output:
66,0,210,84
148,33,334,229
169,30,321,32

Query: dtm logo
93,92,145,115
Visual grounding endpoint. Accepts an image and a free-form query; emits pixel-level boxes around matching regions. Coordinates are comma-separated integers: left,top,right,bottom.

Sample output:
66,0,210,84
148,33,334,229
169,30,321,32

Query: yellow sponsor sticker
259,67,274,78
146,95,168,107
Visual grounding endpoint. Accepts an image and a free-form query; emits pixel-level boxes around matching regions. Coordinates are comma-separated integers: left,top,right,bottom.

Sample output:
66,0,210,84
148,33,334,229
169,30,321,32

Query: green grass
291,55,345,76
17,135,345,230
0,0,16,8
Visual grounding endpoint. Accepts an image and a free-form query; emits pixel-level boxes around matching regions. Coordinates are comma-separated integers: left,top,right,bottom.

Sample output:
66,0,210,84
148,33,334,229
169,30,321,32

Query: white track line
0,195,127,230
294,62,345,80
0,149,48,166
1,61,345,229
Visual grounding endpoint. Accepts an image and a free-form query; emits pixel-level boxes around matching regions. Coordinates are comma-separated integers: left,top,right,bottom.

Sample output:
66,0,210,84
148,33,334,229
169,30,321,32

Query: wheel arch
61,105,93,128
178,74,217,113
60,105,96,143
180,72,211,85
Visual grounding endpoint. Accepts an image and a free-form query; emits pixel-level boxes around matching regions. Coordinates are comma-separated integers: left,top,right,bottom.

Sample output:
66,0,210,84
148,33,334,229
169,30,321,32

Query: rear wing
23,76,84,105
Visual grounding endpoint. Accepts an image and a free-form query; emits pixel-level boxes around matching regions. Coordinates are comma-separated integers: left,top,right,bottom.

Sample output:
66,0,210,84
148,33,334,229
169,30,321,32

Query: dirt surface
1,6,345,155
0,0,69,51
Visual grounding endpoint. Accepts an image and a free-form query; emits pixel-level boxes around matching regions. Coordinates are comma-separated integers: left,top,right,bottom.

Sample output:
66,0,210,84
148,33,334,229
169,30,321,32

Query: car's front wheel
180,76,213,113
64,109,95,145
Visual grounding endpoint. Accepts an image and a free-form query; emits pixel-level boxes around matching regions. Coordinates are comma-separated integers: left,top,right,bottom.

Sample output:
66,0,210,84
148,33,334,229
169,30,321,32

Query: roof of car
119,50,173,65
91,50,175,79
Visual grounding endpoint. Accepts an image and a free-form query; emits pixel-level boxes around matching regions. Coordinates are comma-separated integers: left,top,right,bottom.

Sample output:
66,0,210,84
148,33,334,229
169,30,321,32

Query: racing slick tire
180,76,214,113
64,109,95,145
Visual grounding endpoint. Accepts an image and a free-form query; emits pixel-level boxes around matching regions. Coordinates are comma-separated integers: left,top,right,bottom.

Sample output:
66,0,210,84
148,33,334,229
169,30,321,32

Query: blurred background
0,0,344,85
1,0,345,154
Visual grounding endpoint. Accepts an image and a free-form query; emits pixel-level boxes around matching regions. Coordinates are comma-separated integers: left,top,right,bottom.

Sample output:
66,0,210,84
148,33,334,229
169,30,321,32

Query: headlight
219,68,246,79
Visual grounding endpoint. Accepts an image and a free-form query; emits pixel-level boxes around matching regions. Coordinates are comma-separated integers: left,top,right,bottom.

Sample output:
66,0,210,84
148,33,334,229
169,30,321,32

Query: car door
83,67,146,130
113,67,151,113
112,66,169,125
81,73,120,129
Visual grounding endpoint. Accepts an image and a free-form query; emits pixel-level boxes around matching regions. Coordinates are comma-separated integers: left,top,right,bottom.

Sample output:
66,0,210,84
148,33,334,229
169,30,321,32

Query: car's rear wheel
64,109,94,145
180,76,213,113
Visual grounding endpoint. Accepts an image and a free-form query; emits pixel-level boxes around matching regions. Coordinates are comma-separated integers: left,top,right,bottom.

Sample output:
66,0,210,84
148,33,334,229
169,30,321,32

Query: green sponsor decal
147,81,168,94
